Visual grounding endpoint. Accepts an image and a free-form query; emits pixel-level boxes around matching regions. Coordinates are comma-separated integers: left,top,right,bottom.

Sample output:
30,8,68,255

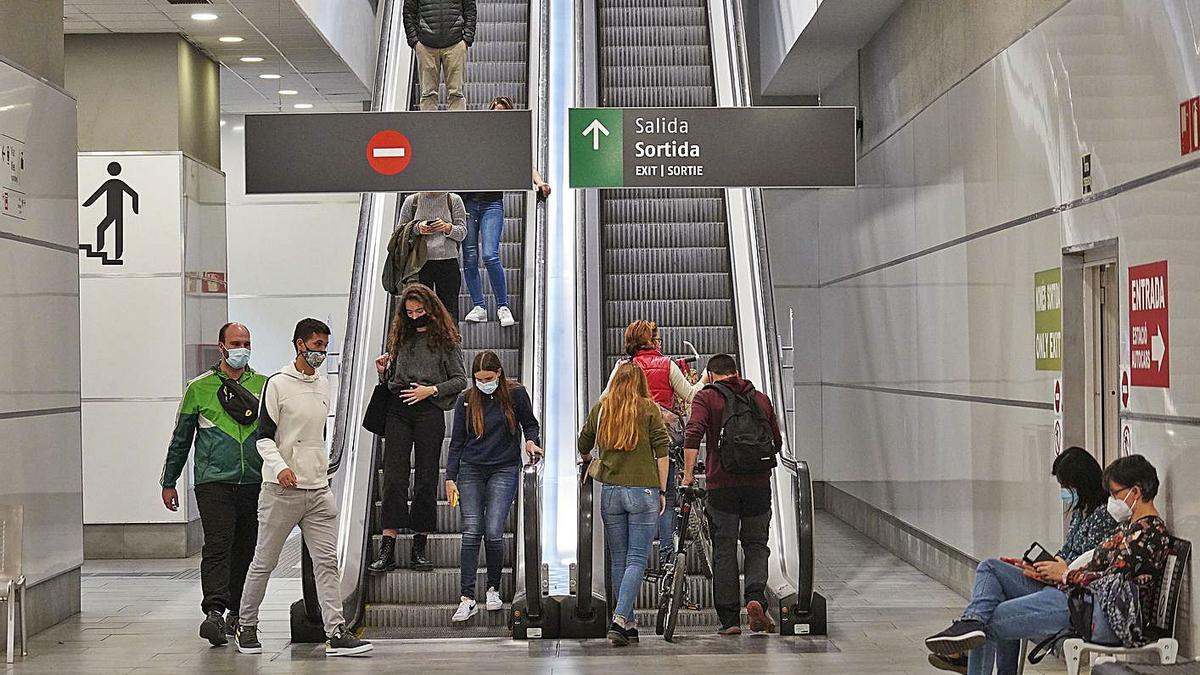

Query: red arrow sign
1053,379,1062,415
366,129,412,175
1129,261,1169,388
1120,369,1130,409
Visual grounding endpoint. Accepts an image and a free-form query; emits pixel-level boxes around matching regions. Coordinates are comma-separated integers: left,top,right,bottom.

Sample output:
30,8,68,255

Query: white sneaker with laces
486,587,502,611
497,306,516,327
464,306,488,323
451,597,478,622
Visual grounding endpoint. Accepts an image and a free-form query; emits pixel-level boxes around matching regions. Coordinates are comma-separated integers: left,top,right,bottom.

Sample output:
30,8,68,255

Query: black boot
367,535,396,574
411,533,433,572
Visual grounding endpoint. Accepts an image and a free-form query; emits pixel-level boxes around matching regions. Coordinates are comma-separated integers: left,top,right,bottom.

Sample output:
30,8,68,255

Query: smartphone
1023,542,1055,565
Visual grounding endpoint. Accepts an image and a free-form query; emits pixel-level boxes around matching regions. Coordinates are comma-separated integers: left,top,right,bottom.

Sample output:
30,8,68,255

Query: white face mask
1107,489,1137,523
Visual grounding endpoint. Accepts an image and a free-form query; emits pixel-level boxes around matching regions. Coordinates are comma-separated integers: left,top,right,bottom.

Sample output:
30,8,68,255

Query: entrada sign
569,106,856,188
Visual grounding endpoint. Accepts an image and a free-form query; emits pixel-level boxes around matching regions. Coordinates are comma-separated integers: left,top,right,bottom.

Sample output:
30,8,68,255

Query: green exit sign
569,108,624,188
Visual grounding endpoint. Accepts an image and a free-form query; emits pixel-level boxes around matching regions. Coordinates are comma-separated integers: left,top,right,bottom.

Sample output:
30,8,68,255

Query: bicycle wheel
663,550,687,642
689,506,714,578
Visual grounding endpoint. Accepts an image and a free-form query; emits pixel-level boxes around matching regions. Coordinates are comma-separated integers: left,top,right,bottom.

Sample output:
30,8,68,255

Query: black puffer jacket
403,0,477,49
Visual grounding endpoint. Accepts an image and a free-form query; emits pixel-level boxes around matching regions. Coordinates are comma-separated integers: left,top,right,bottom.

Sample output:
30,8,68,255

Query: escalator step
372,533,516,568
367,567,514,604
604,299,735,327
363,603,511,628
603,247,731,274
604,273,733,301
370,501,516,535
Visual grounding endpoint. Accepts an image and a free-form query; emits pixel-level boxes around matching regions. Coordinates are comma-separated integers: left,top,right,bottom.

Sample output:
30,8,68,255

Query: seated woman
926,454,1171,675
925,447,1117,672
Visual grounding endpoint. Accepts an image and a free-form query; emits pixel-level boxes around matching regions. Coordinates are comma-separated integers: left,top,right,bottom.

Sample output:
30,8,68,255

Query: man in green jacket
160,322,267,646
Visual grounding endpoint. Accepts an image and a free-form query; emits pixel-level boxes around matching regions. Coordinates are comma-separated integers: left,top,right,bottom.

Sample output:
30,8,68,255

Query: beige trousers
416,40,468,111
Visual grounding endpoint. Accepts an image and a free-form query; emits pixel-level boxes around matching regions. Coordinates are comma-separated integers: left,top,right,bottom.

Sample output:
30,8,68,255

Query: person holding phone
578,363,671,647
445,351,542,622
924,447,1118,672
397,191,467,322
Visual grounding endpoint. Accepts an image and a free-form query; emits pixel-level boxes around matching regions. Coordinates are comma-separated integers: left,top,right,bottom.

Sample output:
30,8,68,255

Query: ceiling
63,0,373,113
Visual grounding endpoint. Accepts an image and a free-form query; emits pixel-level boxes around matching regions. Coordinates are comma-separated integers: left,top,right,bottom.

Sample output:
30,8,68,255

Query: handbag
584,405,604,481
216,371,260,426
363,360,393,435
1028,586,1094,664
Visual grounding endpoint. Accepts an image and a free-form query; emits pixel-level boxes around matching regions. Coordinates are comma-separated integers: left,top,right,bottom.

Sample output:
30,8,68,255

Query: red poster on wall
1128,260,1169,388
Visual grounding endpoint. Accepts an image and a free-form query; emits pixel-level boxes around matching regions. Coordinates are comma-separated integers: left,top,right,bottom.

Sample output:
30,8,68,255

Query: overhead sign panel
569,106,856,188
1033,267,1063,371
244,110,533,194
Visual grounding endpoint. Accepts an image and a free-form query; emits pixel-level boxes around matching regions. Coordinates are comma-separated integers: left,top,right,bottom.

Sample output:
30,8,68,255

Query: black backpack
711,382,779,474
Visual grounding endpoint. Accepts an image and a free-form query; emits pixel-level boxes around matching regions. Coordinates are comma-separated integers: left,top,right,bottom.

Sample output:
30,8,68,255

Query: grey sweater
397,192,467,260
386,331,468,410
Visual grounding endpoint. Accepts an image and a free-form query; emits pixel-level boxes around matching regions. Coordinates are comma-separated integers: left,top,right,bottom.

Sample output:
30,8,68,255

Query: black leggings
419,258,462,322
381,396,445,533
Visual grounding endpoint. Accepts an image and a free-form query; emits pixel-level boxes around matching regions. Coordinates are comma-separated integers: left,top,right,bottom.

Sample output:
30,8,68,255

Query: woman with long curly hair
369,283,467,573
445,351,542,622
577,363,670,646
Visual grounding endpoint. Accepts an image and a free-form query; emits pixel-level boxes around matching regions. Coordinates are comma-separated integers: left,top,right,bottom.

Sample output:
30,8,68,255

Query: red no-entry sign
1129,260,1169,388
366,129,412,175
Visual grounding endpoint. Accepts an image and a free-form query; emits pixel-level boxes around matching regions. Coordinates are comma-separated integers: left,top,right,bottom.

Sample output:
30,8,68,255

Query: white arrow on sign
1151,326,1166,370
582,119,610,151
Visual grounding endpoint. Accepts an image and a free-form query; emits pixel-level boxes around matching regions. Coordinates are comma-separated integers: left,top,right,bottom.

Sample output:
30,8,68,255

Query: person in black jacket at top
404,0,476,111
369,283,467,573
446,350,542,622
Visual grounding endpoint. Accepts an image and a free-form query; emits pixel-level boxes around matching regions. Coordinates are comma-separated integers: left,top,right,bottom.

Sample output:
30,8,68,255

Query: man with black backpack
681,353,782,635
159,322,267,646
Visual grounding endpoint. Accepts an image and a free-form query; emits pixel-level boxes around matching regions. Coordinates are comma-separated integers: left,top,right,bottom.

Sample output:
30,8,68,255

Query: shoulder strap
1027,630,1070,665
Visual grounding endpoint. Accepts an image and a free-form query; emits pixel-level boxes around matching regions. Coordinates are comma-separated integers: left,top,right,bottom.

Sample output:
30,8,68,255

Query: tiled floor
7,513,1073,674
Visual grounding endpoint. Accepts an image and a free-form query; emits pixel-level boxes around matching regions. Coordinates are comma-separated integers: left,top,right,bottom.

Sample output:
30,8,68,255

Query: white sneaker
497,306,516,327
464,306,488,323
451,597,478,622
485,587,502,611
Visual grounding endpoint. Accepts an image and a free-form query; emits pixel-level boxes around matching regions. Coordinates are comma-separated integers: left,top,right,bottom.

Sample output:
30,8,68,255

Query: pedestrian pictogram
1128,260,1169,387
366,129,413,176
1053,418,1063,456
79,161,139,265
1120,422,1134,456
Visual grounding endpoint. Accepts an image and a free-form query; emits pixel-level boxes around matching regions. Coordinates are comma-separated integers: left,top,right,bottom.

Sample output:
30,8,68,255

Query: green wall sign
1034,267,1063,371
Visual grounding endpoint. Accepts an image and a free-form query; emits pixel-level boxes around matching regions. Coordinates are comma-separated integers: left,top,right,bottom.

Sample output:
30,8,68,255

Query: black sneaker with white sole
928,652,969,674
326,627,373,657
225,612,238,637
236,625,262,654
925,619,987,655
606,622,629,647
199,609,228,646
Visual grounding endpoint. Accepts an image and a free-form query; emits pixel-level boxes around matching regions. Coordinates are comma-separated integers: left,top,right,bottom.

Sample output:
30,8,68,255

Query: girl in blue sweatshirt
446,350,542,621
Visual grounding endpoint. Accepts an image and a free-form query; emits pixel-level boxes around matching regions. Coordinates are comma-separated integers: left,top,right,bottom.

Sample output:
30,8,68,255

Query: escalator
315,0,552,642
597,0,736,633
570,0,827,637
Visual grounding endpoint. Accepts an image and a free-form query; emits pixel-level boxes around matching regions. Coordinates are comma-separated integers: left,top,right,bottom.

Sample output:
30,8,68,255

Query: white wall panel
81,400,185,524
79,275,183,399
0,239,81,412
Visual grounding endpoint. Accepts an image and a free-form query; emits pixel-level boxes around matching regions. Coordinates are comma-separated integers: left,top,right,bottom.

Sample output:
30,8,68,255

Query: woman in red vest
607,320,706,567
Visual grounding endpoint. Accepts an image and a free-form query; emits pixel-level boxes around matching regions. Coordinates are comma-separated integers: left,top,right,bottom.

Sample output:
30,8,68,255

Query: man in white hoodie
235,318,373,657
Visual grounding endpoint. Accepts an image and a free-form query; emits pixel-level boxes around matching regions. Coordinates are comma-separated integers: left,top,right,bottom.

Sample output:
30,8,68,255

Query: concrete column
65,34,221,169
0,0,64,84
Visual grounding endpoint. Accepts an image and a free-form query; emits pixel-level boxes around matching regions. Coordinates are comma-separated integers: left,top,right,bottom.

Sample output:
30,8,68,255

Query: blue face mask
476,379,499,395
1060,488,1078,508
224,347,251,370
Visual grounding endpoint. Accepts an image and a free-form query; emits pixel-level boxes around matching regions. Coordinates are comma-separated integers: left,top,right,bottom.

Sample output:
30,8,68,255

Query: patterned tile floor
6,514,1076,674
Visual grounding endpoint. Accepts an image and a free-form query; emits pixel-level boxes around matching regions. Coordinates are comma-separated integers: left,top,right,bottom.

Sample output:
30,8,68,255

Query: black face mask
406,313,432,329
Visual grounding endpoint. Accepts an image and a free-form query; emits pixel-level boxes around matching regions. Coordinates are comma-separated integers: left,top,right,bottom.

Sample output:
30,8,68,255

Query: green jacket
160,366,268,488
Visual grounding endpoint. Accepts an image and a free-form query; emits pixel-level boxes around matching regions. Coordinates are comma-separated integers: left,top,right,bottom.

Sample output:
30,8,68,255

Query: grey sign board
569,106,856,188
244,110,533,194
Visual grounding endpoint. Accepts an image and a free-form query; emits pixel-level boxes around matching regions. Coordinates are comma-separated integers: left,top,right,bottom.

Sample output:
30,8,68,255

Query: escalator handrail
575,463,596,618
521,458,545,619
781,456,816,612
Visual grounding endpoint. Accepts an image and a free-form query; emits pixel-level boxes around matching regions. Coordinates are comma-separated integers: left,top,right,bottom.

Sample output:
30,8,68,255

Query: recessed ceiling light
240,57,263,63
258,74,282,80
278,89,298,96
220,119,226,126
293,103,313,109
233,125,244,132
218,36,243,43
191,12,218,21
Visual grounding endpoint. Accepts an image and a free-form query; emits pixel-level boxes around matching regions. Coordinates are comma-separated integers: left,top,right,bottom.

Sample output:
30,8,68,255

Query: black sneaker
326,626,374,657
236,625,262,654
928,653,969,674
925,619,987,655
225,612,238,637
625,626,639,643
606,622,629,647
199,609,228,646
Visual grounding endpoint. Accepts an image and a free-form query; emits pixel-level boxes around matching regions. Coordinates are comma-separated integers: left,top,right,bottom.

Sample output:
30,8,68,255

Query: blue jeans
965,563,1119,675
602,484,659,623
457,462,520,599
462,196,508,309
656,463,678,564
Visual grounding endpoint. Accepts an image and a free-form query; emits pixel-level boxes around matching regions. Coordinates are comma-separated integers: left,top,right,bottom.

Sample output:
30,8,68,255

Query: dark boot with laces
367,535,396,574
411,533,433,572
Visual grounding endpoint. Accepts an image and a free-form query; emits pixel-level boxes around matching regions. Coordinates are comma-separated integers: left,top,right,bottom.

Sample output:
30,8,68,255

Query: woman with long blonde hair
577,363,670,646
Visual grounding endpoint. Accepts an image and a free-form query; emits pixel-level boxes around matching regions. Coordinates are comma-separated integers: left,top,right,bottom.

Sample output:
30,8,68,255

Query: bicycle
654,483,711,641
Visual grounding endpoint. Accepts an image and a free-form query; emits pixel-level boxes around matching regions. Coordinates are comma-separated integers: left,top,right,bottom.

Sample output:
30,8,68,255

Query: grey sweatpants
239,483,345,636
